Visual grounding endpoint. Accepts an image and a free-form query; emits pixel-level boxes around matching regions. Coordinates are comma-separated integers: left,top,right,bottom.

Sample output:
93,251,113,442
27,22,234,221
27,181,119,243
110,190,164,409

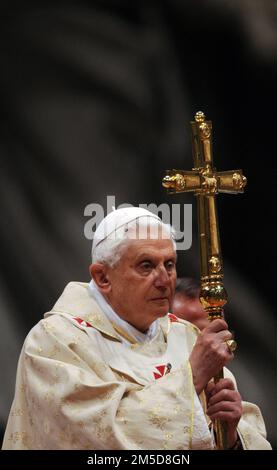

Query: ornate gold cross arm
163,168,246,195
162,111,247,449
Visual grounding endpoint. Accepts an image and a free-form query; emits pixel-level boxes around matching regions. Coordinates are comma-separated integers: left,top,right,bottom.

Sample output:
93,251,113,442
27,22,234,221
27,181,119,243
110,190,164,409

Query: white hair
92,216,176,267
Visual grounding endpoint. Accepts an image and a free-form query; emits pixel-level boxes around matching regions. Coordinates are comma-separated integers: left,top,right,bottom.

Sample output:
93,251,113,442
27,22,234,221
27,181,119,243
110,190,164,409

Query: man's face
172,294,209,331
101,239,177,332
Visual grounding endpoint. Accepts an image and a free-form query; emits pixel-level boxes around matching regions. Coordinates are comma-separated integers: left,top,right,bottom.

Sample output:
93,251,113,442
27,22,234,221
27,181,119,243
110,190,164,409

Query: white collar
88,279,158,344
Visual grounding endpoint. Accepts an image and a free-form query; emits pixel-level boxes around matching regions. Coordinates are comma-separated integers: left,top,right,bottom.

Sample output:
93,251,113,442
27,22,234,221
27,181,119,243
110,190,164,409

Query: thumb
205,381,215,400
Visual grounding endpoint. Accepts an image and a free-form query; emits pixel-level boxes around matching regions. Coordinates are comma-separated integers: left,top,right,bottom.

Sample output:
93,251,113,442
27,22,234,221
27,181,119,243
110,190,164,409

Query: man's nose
154,266,170,288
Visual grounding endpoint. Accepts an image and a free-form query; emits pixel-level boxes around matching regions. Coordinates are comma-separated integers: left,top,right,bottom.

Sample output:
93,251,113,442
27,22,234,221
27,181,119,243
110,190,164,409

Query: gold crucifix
162,111,247,449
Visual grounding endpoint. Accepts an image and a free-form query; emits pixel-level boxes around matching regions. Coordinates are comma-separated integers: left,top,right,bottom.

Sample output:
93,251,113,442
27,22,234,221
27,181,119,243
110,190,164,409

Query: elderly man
2,207,271,450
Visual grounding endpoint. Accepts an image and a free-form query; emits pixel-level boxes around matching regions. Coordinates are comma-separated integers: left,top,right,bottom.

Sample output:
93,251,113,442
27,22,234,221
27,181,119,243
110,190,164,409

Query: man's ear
89,263,111,294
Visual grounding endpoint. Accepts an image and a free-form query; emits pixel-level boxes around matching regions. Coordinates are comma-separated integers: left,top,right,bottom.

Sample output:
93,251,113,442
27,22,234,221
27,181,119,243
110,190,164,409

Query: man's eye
165,261,175,271
140,261,153,270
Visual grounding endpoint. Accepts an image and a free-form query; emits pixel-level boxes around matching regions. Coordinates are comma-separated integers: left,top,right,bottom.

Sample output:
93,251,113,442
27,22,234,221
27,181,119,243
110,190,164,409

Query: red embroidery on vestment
73,317,92,327
153,363,172,380
168,313,179,322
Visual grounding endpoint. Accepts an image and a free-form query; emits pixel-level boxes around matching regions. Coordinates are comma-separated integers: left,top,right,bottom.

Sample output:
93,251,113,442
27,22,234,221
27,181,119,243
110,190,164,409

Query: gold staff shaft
197,192,228,450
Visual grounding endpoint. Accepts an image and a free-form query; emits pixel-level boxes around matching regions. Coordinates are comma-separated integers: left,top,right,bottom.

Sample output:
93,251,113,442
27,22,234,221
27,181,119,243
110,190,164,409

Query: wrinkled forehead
120,237,177,263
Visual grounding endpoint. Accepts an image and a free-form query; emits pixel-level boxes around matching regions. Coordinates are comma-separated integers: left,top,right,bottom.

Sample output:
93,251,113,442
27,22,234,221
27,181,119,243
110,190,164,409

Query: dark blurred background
1,0,277,448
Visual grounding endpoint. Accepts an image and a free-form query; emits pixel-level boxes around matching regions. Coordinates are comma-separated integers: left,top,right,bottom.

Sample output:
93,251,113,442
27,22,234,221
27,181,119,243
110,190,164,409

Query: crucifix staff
162,111,247,450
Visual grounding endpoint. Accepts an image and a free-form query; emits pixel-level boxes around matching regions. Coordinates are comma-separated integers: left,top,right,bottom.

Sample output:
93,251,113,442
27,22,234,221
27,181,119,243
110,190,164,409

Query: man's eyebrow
136,253,156,261
135,252,177,262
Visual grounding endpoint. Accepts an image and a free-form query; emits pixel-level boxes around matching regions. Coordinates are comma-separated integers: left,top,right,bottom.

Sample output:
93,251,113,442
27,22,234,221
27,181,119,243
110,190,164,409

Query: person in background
173,277,210,330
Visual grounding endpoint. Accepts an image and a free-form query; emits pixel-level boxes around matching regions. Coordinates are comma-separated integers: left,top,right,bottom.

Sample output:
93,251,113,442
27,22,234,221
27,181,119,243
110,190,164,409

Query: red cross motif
168,313,179,322
73,317,92,327
153,363,172,380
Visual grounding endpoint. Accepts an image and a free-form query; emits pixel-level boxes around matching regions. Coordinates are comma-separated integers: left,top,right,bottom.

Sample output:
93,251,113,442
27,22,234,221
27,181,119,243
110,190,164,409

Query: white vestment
2,282,271,450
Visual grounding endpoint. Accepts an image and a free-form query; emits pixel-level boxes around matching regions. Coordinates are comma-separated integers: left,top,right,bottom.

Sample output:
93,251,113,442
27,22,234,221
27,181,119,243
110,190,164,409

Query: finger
205,382,215,395
205,382,216,400
205,319,228,333
216,330,233,342
217,342,235,363
208,410,241,422
224,350,234,365
211,379,236,395
208,389,239,407
207,400,241,417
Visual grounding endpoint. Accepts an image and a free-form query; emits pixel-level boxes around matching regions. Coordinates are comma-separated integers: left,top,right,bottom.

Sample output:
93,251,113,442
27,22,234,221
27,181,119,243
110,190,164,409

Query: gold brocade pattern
162,432,173,450
149,403,170,431
11,408,24,417
7,431,29,448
